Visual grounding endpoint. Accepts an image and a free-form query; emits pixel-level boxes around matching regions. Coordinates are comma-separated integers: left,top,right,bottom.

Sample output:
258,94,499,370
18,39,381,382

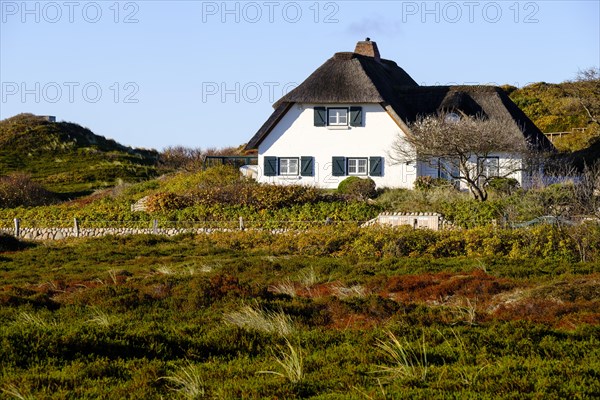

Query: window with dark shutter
263,156,277,176
350,106,363,127
332,157,346,176
314,107,326,126
300,156,314,177
369,156,383,176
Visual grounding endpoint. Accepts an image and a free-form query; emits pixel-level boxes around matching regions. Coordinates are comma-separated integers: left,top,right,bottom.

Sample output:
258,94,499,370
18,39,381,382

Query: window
315,107,362,127
437,158,452,180
279,158,299,175
328,108,348,126
332,156,382,177
347,158,368,175
478,157,499,178
445,112,461,123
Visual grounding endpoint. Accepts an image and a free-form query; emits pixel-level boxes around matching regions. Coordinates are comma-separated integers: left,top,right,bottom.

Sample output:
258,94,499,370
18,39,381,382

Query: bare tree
159,146,206,172
390,114,529,201
573,161,600,217
158,145,246,173
568,67,600,126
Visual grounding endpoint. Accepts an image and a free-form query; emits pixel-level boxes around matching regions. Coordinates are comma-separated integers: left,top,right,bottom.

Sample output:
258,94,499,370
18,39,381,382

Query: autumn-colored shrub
0,173,59,208
383,270,516,303
144,192,193,212
413,176,453,191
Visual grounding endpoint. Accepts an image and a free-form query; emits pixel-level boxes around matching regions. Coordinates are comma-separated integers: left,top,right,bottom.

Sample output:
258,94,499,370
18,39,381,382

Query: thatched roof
246,41,553,152
272,52,418,108
395,86,554,150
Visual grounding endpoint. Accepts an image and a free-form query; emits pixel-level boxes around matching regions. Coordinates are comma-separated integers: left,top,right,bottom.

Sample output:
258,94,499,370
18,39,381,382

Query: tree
572,161,600,218
568,67,600,127
390,114,529,201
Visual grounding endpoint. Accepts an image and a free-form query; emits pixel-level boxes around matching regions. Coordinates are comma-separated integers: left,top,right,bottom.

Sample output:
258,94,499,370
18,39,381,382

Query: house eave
244,102,294,151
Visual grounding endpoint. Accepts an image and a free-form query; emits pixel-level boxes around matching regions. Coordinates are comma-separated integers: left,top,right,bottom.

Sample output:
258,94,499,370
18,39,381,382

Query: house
244,39,553,189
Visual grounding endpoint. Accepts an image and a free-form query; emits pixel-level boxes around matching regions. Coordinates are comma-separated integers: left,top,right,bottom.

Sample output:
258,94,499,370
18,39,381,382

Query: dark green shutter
314,107,326,126
264,156,277,176
369,156,383,176
350,106,363,127
300,156,314,177
332,157,346,176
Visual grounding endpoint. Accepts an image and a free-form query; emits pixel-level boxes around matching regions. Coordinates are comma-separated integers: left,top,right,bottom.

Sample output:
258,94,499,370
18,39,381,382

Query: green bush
486,177,520,196
337,177,376,199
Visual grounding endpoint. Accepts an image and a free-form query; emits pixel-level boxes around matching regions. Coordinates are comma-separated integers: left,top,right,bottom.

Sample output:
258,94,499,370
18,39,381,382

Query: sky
1,0,599,151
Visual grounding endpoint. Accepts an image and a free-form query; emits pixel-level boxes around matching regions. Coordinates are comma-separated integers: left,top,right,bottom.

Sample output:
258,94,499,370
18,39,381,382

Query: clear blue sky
1,0,599,151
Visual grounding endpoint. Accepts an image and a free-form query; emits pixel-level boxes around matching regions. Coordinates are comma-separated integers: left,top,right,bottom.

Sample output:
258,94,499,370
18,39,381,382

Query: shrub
487,177,520,196
144,192,192,212
413,176,453,191
337,177,376,199
0,173,59,208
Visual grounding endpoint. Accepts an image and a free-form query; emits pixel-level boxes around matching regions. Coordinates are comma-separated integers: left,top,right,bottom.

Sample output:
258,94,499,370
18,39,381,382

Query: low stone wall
0,227,237,241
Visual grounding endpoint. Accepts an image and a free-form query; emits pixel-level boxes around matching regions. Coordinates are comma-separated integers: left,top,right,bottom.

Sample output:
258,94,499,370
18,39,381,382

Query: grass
1,384,35,400
17,312,55,329
448,297,478,326
160,361,206,399
268,279,297,298
87,307,113,327
258,339,304,384
374,330,428,382
224,303,294,337
0,233,598,398
331,283,368,299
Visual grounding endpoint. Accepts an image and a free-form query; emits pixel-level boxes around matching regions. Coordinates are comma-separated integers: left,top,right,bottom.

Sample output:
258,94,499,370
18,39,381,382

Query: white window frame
327,108,349,126
279,158,299,176
445,112,461,123
347,158,368,176
478,157,500,178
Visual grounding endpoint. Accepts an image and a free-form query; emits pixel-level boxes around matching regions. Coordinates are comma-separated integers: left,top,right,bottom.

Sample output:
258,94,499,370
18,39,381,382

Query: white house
245,40,554,189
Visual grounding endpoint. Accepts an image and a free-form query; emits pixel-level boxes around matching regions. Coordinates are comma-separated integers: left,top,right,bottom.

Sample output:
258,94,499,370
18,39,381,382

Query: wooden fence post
74,218,80,238
153,219,158,234
239,216,245,231
14,218,20,238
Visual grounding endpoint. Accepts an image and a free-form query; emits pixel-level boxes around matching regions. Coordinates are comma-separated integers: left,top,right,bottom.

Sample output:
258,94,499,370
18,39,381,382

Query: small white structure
245,40,553,189
362,212,451,231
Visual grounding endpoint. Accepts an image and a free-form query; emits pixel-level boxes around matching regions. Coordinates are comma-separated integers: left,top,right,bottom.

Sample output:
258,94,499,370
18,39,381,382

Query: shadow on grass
0,234,36,252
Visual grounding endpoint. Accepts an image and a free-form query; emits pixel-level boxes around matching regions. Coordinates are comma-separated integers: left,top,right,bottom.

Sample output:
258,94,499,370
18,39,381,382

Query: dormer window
445,112,461,123
328,108,348,126
314,106,363,127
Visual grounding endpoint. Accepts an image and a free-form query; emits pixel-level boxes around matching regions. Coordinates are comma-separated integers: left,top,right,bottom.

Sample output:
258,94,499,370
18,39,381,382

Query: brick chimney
354,38,380,61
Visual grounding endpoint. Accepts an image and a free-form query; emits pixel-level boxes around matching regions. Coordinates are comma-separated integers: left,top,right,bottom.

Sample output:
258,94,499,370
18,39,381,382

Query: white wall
255,104,528,191
256,103,415,189
416,153,525,190
418,152,528,190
